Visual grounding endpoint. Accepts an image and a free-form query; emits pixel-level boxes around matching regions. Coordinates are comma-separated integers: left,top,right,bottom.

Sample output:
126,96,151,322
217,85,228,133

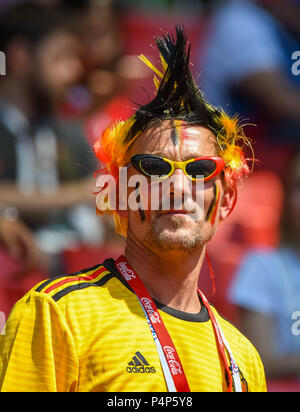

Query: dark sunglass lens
185,159,216,179
140,157,171,177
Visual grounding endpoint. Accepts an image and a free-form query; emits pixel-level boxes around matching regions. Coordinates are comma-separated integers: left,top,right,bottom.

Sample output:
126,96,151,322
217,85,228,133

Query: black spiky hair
124,25,221,144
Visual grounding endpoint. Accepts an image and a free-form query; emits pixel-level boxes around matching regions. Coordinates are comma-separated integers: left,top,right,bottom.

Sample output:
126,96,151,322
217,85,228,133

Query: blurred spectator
0,2,103,274
229,151,300,380
58,0,136,146
78,0,134,144
0,213,42,270
0,208,46,318
199,0,300,171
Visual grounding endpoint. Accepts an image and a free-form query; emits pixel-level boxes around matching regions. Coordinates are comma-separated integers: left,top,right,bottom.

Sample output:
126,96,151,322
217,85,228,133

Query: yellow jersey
0,258,267,392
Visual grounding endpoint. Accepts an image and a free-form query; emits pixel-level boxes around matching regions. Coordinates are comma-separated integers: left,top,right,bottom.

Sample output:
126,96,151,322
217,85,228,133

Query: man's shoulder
5,257,136,343
31,257,127,303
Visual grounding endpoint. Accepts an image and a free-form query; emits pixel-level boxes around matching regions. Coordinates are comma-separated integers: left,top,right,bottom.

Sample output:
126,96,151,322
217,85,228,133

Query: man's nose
169,168,192,197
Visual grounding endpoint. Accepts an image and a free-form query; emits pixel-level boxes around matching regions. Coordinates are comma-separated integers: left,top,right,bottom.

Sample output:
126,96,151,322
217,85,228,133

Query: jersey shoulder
32,258,128,302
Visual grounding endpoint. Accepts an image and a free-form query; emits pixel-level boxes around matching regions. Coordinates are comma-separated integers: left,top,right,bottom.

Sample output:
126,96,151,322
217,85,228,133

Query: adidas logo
126,351,156,374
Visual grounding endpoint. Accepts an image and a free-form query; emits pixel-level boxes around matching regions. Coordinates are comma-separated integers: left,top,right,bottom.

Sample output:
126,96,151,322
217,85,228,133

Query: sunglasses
130,154,225,181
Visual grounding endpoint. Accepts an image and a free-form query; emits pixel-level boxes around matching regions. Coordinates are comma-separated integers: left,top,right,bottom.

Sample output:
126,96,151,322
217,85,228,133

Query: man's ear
219,184,237,222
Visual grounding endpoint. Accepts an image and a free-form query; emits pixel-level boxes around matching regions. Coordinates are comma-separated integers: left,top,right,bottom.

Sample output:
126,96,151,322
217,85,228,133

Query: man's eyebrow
138,152,210,159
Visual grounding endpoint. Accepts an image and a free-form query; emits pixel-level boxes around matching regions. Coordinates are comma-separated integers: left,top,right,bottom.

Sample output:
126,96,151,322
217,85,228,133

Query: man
0,27,266,392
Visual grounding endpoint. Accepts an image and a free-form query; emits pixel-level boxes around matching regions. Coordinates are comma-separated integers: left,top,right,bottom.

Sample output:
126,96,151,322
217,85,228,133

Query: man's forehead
127,120,218,157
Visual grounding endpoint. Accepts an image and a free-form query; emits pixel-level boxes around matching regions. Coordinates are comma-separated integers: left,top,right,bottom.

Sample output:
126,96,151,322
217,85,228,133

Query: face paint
206,182,216,221
170,119,181,146
135,182,146,222
181,126,201,141
206,182,220,226
170,127,179,146
138,207,146,222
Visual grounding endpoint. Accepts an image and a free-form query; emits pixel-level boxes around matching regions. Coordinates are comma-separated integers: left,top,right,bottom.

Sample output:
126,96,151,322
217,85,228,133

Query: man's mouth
158,209,194,217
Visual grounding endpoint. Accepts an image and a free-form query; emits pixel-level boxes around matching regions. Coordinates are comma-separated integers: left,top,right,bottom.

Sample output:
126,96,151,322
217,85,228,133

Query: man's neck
124,240,206,314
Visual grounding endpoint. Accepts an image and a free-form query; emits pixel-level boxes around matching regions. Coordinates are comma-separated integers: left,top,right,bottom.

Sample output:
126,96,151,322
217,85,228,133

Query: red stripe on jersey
43,266,108,294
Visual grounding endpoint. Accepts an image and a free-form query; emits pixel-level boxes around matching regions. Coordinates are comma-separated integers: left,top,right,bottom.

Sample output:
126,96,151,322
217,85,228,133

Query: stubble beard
144,214,208,253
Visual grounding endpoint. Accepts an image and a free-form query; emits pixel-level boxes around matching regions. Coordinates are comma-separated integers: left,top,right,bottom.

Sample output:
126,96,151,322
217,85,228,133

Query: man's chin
145,226,205,253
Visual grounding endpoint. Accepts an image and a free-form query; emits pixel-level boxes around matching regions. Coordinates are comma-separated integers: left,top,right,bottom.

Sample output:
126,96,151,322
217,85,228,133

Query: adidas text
126,365,156,374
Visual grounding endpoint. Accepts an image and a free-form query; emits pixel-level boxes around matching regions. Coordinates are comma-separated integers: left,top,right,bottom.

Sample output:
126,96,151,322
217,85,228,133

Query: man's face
123,120,225,254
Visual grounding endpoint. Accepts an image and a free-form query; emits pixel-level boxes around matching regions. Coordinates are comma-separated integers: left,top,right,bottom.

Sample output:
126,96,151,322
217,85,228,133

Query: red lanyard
115,255,235,392
197,288,233,392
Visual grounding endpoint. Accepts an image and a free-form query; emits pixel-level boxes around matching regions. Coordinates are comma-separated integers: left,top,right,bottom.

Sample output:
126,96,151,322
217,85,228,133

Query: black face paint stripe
138,208,146,222
135,182,146,222
170,121,180,146
205,181,217,221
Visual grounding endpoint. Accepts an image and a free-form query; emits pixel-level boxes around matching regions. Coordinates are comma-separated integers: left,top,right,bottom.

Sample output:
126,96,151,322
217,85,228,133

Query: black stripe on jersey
51,272,114,301
35,258,132,302
48,257,132,301
35,263,102,293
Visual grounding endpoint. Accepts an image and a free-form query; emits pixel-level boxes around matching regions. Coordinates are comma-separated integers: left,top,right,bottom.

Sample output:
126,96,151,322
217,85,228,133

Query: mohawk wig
94,25,253,236
126,27,217,142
